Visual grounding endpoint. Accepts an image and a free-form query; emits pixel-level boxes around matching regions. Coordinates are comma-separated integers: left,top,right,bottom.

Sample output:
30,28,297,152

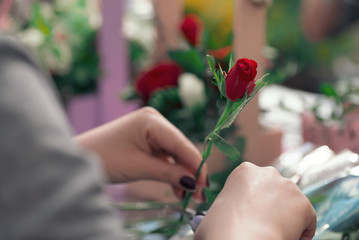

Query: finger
192,186,206,203
300,206,317,240
146,113,208,187
173,187,185,200
137,152,200,191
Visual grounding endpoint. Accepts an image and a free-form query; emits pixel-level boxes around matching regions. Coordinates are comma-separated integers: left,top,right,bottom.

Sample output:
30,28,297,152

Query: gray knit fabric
0,34,126,240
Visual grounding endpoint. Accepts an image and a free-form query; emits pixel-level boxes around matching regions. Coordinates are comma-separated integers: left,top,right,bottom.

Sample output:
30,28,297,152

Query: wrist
195,218,281,240
194,200,282,240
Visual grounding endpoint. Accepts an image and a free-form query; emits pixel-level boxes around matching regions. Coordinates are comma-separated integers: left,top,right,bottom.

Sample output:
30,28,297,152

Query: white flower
18,28,45,49
178,73,206,108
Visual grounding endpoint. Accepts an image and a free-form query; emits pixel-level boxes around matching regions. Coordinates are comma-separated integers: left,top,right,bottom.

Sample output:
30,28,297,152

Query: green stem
215,100,234,130
180,100,234,222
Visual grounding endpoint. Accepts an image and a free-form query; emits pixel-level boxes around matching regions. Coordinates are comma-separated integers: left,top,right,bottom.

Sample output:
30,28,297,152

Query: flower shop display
7,0,101,102
266,0,355,88
301,81,359,153
117,55,270,239
275,145,359,239
124,0,283,167
123,11,233,142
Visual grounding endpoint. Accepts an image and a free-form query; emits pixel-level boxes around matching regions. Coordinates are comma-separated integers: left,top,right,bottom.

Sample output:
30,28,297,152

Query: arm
195,162,317,240
0,35,124,240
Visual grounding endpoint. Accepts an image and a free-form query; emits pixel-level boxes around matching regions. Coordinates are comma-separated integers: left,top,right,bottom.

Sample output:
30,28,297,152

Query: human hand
194,162,317,240
75,107,208,201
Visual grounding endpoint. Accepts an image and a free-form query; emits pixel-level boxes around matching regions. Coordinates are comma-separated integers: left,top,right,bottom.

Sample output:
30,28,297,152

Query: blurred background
2,0,359,239
2,0,358,140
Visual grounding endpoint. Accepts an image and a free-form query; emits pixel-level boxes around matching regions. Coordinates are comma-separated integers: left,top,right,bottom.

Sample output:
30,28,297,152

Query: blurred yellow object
185,0,233,48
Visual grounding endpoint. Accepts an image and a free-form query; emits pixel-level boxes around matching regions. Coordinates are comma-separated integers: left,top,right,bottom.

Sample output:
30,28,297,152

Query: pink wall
67,0,138,134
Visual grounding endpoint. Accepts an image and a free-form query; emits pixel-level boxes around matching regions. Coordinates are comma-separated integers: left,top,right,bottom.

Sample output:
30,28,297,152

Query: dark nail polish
180,176,196,191
202,190,207,203
206,175,210,188
196,210,207,216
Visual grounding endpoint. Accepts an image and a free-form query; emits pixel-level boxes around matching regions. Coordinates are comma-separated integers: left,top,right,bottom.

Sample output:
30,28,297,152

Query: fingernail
190,215,205,232
196,210,207,216
206,175,210,188
202,190,207,203
180,176,196,191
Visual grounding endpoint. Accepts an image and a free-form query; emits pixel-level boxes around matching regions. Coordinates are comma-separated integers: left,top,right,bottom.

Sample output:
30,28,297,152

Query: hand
75,107,208,201
194,162,317,240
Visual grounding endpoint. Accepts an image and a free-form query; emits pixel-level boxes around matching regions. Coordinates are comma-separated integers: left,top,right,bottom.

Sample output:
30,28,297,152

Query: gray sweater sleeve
0,35,126,240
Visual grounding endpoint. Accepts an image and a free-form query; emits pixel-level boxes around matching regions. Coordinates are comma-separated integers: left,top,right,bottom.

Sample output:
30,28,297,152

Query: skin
75,107,208,201
195,162,317,240
76,107,317,238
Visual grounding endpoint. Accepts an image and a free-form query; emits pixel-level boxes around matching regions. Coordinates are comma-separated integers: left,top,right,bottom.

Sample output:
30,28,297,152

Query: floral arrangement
7,0,101,99
266,0,355,86
180,56,269,218
118,55,269,239
280,80,359,126
120,4,272,238
123,13,233,142
310,81,359,124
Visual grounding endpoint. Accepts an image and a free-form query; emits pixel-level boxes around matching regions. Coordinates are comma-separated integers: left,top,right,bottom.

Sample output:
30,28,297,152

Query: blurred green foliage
266,0,354,85
17,0,101,99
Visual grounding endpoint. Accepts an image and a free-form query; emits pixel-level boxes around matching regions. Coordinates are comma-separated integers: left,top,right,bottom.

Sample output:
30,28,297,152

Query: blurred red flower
135,62,182,101
180,14,204,46
225,58,258,101
208,45,232,60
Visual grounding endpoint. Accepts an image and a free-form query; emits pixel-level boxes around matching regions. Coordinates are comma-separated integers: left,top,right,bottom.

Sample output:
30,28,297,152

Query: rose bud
135,62,182,102
225,58,258,101
180,14,204,46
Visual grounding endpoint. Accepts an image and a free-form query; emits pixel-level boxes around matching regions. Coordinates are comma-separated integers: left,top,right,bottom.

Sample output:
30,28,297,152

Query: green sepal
214,69,226,98
229,54,235,71
251,73,270,95
218,64,227,98
219,73,270,130
210,132,241,161
207,55,220,86
218,64,226,81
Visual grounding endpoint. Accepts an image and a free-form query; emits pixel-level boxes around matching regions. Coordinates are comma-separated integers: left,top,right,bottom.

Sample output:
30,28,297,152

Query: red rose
180,14,204,46
225,58,258,101
135,62,182,101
